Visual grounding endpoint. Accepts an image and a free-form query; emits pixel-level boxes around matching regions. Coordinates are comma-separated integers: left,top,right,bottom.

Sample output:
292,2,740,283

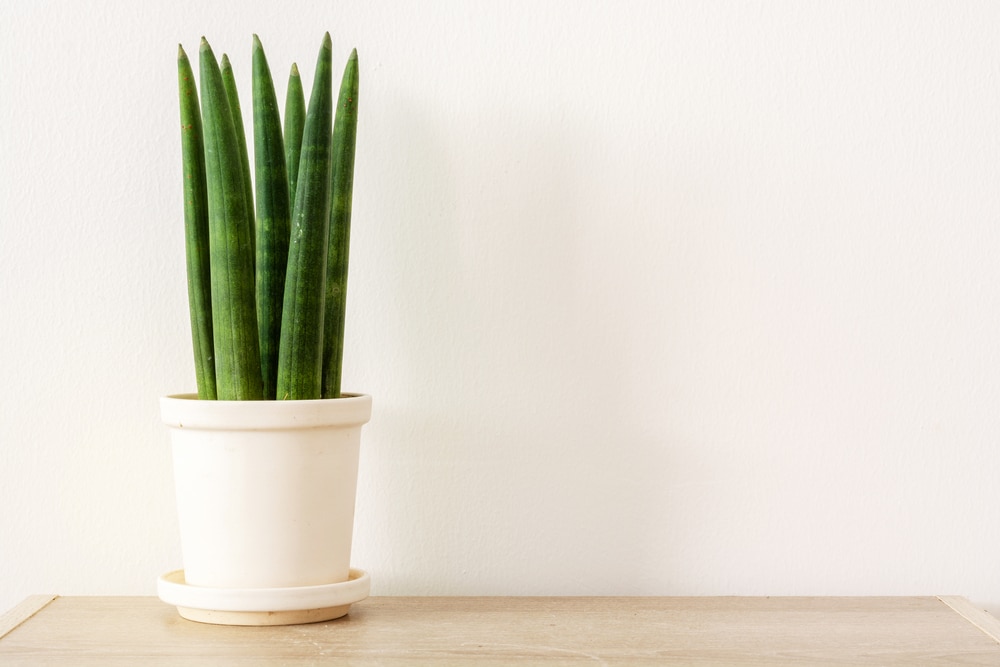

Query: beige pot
157,393,372,625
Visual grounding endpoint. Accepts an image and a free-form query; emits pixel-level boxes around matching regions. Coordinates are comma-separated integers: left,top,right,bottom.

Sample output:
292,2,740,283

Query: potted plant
156,32,369,626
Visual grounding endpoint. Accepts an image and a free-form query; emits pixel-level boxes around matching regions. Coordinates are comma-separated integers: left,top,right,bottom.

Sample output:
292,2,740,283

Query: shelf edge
0,595,58,640
938,596,1000,644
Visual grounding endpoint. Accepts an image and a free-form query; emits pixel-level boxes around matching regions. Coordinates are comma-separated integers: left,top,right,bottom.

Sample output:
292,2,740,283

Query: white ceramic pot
157,393,372,625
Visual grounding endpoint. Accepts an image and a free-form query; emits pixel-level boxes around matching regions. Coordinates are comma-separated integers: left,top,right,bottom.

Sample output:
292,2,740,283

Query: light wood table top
2,594,999,665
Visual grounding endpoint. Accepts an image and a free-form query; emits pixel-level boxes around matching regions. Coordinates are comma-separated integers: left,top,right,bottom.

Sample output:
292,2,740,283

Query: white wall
3,0,1000,616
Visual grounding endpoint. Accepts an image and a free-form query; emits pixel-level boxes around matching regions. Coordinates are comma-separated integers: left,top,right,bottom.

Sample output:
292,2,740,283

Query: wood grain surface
1,595,998,665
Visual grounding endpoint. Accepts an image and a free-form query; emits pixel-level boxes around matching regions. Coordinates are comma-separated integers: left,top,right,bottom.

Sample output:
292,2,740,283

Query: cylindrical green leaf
178,44,216,400
284,63,306,208
221,53,256,277
200,37,264,400
276,33,334,400
252,34,291,400
322,49,360,399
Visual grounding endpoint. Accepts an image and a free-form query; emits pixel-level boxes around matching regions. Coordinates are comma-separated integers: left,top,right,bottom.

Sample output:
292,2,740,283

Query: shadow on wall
352,95,684,595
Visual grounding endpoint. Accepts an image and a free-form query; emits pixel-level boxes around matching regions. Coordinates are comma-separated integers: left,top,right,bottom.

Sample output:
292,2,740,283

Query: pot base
157,568,370,626
175,603,354,626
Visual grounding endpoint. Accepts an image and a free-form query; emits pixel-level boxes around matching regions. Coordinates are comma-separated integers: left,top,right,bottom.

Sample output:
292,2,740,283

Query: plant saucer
157,568,370,626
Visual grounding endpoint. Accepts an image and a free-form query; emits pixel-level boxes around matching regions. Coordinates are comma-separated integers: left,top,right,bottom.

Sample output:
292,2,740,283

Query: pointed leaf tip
290,62,300,76
350,48,358,60
253,34,262,49
178,44,186,59
221,53,231,67
323,32,332,48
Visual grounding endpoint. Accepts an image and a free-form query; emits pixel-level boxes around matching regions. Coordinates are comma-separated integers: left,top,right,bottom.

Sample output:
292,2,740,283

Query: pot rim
160,392,372,430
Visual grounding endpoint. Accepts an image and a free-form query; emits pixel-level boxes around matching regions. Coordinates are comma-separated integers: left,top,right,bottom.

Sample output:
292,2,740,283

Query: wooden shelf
2,595,999,665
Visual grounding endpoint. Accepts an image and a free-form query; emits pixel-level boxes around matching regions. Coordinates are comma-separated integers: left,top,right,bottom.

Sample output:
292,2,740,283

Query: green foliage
177,33,359,400
252,35,291,399
284,64,306,208
276,33,334,401
198,38,263,401
177,46,216,400
220,54,256,276
323,50,360,399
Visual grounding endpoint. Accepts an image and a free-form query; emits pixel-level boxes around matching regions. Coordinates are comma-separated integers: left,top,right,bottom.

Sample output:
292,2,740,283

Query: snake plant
177,33,359,400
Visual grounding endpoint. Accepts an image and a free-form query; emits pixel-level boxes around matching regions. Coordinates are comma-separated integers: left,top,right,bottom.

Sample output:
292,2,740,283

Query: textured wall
2,1,1000,615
